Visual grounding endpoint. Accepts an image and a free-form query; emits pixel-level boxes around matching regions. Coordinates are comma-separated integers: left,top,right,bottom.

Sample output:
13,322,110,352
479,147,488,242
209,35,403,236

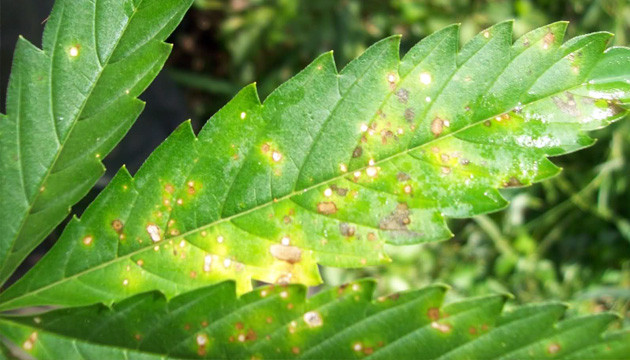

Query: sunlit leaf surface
1,21,629,310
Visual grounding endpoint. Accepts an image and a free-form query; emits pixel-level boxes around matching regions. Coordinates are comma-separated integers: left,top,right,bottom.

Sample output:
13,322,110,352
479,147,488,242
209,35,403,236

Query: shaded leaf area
1,280,629,359
0,0,194,285
2,22,630,310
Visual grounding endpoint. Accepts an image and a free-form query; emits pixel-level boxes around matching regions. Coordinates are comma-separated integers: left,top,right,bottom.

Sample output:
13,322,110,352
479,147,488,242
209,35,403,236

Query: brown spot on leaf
245,328,257,342
543,31,556,49
396,88,409,104
380,203,411,230
330,185,348,196
381,130,395,144
397,172,410,182
431,118,444,136
317,202,337,215
339,222,356,237
552,92,580,116
352,146,363,158
270,244,302,264
548,343,561,354
503,177,523,188
427,307,440,321
404,108,415,122
111,219,124,233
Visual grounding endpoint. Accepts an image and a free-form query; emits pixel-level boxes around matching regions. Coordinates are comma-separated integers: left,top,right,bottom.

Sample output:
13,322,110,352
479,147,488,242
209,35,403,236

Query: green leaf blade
2,22,629,310
0,0,193,285
0,282,627,359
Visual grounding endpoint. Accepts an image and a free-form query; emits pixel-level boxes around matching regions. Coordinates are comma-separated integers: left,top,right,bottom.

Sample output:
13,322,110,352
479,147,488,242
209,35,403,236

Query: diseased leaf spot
217,235,224,243
366,166,379,177
196,333,209,356
146,224,161,242
548,343,561,354
553,93,580,116
292,347,300,354
240,111,247,120
187,181,196,194
419,72,432,85
353,342,363,352
404,108,415,122
303,311,323,328
431,321,452,333
396,88,409,104
122,279,129,286
272,151,283,162
317,201,337,215
431,118,445,136
483,30,491,38
543,31,556,50
339,222,356,237
111,219,124,233
22,332,37,351
68,45,80,57
353,146,363,158
503,177,522,188
397,172,410,182
270,244,302,264
164,184,175,194
82,235,93,246
331,184,348,196
380,203,411,230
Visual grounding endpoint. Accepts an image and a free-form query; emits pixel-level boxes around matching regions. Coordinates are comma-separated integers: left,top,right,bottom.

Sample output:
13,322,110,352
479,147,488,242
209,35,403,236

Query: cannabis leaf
1,280,628,359
2,21,629,310
0,0,193,285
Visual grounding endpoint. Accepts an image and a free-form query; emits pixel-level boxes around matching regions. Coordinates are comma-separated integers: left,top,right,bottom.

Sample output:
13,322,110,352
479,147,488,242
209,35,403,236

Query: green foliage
175,0,630,320
1,21,628,311
0,0,193,285
1,280,629,359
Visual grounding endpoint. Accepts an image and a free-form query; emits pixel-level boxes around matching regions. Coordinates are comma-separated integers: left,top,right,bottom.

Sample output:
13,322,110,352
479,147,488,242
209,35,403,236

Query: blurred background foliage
2,0,629,327
169,0,630,325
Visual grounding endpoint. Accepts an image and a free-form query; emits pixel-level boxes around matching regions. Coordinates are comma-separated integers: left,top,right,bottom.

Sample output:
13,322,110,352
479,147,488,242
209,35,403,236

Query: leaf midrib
0,32,610,309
